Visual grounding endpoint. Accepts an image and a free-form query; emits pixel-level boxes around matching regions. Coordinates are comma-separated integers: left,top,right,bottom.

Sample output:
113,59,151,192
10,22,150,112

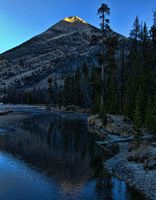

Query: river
0,105,146,200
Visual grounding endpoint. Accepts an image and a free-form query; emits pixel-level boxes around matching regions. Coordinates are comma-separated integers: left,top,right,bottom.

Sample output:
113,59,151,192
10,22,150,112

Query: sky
0,0,155,53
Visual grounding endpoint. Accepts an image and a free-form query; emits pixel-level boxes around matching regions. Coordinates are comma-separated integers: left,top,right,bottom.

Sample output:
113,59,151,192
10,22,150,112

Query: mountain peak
63,16,88,24
51,16,92,33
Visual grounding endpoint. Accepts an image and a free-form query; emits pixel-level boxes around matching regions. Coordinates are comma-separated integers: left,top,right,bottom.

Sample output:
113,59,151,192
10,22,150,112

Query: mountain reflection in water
0,112,146,200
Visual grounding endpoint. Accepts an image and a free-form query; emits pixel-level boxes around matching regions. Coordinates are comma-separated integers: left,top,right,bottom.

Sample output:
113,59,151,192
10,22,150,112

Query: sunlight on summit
63,16,88,24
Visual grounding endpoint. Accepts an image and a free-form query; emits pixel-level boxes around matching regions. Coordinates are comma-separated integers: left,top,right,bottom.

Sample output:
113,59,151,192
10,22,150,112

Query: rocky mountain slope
0,16,123,92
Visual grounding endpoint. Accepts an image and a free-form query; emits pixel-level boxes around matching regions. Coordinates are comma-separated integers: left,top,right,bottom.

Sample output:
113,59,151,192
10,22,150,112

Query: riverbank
105,143,156,200
1,104,156,199
88,114,156,200
0,104,88,132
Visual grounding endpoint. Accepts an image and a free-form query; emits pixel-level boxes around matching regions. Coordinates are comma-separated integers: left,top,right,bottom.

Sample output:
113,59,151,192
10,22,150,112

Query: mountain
52,16,98,33
0,16,121,92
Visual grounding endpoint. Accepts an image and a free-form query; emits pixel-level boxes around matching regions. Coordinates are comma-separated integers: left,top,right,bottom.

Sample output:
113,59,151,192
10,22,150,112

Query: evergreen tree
145,96,156,131
130,16,141,51
145,11,156,132
124,16,142,118
90,67,101,113
133,86,144,127
47,77,53,109
97,3,110,110
81,63,92,107
105,34,118,114
118,41,126,114
63,75,74,106
74,69,83,106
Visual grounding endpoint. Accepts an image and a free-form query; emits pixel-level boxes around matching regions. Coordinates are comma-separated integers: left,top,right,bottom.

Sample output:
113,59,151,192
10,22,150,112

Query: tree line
92,4,156,131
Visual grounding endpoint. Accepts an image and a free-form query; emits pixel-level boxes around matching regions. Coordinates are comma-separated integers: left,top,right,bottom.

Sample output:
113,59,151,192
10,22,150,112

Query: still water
0,110,145,200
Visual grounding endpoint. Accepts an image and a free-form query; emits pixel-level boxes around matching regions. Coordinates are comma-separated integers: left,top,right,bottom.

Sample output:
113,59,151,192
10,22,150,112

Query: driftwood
89,125,109,134
96,135,156,146
0,109,13,115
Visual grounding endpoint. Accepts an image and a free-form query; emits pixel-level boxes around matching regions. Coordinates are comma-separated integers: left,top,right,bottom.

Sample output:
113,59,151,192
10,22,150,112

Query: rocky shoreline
105,143,156,200
88,114,156,200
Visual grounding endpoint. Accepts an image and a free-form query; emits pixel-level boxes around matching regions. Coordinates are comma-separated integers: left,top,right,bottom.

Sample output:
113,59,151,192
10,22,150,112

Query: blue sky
0,0,155,53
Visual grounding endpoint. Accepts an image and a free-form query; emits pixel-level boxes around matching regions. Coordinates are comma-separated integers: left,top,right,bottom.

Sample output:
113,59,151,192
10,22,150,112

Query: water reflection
112,178,130,200
0,113,146,200
0,152,58,200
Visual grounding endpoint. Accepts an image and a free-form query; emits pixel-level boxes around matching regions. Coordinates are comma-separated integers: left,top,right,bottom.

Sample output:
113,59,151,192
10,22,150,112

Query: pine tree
93,93,101,114
130,16,141,51
124,16,142,118
74,69,82,106
133,86,144,127
145,96,156,132
89,67,101,113
145,11,156,132
47,77,54,109
105,35,118,114
63,75,75,106
97,3,110,110
81,63,92,107
118,41,126,114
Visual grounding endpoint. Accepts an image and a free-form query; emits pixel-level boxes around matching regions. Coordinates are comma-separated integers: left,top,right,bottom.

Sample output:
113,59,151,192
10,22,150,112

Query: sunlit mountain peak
63,16,88,24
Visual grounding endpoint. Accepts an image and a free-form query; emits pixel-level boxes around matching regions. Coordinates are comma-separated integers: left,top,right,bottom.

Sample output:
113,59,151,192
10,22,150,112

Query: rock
106,115,134,137
123,117,132,124
88,114,102,127
128,145,149,163
144,159,156,170
105,146,156,200
107,143,119,154
127,155,134,162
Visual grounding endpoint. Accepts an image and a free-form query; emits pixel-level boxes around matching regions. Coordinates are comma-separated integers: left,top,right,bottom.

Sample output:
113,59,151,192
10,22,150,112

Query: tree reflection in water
0,113,147,200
